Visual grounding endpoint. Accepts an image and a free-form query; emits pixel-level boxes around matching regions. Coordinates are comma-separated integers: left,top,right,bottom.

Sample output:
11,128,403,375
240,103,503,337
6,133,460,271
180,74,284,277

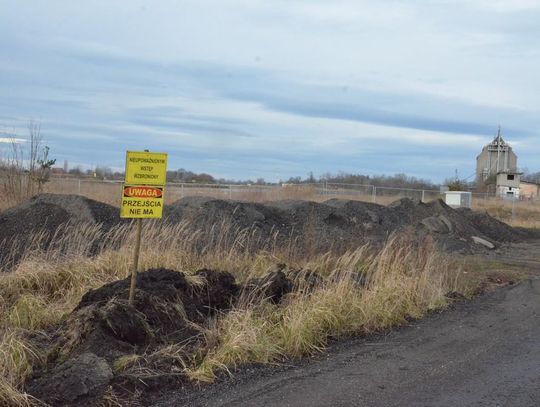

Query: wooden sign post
121,150,168,305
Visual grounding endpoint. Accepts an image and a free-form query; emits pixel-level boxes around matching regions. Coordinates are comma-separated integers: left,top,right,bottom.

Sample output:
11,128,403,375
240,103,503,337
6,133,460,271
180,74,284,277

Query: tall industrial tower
476,127,517,184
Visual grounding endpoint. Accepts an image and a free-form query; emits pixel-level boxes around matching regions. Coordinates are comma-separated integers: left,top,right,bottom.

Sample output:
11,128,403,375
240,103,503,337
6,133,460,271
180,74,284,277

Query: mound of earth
163,196,292,252
27,265,319,406
1,194,121,229
27,268,238,406
164,197,528,254
0,194,123,269
456,208,530,242
70,268,238,357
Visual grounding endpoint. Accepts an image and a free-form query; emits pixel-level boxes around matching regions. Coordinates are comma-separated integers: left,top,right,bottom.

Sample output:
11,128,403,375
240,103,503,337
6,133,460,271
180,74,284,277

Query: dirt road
155,277,540,407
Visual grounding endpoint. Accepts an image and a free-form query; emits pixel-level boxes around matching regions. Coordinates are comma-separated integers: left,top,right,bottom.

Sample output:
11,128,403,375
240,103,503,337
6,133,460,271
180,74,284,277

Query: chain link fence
44,177,521,208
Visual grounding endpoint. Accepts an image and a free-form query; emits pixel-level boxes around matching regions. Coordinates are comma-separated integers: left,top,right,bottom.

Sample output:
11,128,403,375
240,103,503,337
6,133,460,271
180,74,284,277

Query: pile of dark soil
26,266,321,406
27,268,238,406
456,208,530,242
164,196,528,254
0,194,123,269
163,196,293,252
0,194,121,231
67,268,238,357
2,193,530,271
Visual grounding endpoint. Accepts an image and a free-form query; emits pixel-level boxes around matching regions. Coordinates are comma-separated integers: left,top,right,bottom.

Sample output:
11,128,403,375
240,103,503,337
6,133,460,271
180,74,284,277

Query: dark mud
26,266,301,406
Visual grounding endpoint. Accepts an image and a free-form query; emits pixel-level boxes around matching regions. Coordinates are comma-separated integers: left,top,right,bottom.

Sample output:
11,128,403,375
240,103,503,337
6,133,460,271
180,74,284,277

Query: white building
496,171,521,199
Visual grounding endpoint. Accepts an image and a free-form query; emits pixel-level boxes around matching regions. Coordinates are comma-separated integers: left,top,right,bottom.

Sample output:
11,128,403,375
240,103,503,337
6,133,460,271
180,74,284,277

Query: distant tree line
285,171,437,190
56,163,540,190
53,165,441,190
522,170,540,184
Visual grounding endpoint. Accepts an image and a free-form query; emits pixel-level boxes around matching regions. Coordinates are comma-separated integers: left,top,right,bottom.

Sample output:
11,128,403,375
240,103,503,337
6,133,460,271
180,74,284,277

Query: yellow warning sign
125,151,168,185
120,185,164,218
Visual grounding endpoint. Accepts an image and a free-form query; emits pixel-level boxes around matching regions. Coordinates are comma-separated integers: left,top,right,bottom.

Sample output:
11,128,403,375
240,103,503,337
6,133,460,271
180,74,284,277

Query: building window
507,174,515,180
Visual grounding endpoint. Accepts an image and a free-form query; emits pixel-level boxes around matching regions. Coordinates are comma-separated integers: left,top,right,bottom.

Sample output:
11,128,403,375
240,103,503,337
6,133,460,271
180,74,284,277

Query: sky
1,0,539,182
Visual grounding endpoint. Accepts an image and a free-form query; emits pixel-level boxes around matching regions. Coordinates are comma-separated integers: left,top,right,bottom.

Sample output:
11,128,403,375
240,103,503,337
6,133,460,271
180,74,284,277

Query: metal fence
45,177,519,207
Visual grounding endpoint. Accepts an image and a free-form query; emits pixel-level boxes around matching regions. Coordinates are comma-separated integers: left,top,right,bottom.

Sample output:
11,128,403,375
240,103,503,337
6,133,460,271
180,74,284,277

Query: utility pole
496,125,501,174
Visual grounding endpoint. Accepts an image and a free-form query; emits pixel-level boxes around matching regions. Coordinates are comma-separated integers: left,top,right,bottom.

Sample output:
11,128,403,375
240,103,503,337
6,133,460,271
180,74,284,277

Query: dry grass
188,236,455,382
0,195,532,403
0,218,472,401
473,199,540,228
0,377,44,407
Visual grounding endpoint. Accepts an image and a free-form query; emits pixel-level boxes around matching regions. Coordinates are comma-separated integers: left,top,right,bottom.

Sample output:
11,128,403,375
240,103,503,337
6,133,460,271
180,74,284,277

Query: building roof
489,126,507,147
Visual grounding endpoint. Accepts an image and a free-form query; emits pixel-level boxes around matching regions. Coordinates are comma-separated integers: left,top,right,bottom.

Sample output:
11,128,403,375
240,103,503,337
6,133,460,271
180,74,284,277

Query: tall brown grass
0,215,474,405
189,236,456,382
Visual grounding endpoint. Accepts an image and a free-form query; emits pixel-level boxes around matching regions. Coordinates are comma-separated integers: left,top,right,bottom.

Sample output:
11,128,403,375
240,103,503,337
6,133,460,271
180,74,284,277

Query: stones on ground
28,352,113,406
421,216,450,234
438,215,453,232
471,236,496,249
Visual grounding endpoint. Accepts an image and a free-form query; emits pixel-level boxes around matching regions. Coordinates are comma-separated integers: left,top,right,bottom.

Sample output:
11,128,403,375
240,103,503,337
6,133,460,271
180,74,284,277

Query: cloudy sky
1,0,539,182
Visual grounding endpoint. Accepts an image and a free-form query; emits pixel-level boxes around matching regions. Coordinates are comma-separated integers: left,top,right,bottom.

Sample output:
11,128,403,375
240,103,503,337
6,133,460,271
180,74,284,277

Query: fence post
421,190,425,203
77,179,81,195
372,186,377,203
229,185,232,199
181,183,184,198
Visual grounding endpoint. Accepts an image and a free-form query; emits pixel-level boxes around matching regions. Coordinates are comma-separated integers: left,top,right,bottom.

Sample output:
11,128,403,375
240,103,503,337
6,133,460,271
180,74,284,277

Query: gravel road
155,277,540,407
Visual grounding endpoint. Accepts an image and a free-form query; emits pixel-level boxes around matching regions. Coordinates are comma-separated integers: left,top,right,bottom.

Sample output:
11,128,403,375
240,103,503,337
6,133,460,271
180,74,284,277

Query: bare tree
0,120,56,206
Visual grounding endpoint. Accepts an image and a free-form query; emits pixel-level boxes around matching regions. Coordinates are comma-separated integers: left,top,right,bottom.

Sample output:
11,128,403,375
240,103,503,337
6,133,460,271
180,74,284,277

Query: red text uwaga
122,186,163,210
124,185,163,198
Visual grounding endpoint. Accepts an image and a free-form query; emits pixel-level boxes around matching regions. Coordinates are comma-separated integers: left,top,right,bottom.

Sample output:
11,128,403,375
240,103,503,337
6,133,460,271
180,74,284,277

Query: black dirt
2,194,531,272
456,208,529,242
28,352,113,407
27,268,239,406
0,194,123,269
242,270,292,304
164,196,529,254
78,268,238,325
194,268,240,311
